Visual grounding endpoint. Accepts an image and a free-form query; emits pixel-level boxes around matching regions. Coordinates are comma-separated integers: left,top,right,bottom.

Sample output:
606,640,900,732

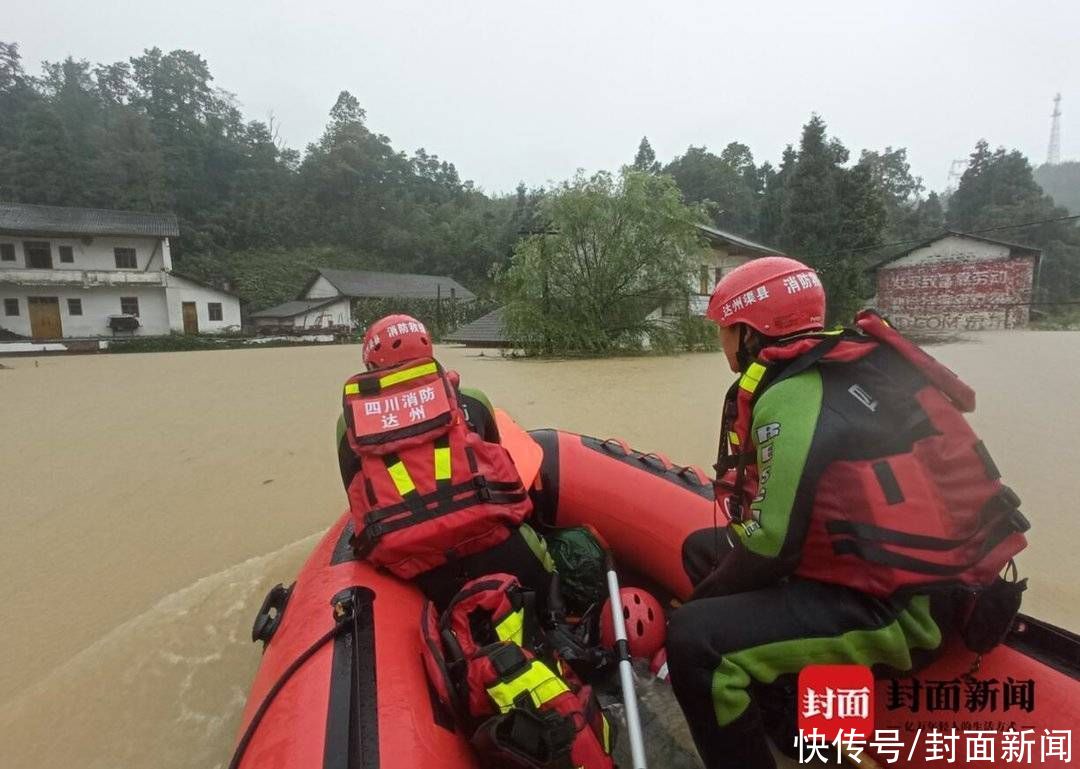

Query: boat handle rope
228,608,352,769
674,464,710,487
637,452,673,470
598,438,631,456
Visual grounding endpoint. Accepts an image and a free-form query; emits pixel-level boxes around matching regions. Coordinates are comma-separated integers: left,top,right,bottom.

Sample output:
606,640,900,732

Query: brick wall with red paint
876,255,1036,332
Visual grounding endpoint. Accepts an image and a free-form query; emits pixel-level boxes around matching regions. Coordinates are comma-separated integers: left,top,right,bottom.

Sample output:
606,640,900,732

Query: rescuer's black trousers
666,578,959,769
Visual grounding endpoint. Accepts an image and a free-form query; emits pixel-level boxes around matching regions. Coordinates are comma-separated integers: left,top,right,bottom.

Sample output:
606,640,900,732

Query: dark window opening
0,243,14,261
24,242,52,269
59,246,74,263
114,247,137,269
208,302,223,321
67,298,83,316
3,298,18,316
120,296,139,316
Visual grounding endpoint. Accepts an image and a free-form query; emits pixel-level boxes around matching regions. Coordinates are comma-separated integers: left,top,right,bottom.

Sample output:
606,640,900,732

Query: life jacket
717,310,1029,599
421,574,614,769
342,359,532,580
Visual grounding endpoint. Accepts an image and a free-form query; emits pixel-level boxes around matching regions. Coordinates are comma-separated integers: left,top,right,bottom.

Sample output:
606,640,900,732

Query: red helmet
706,256,826,336
599,588,666,660
362,314,432,370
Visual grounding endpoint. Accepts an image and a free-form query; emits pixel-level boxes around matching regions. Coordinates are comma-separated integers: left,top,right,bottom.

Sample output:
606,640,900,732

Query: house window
3,298,18,316
59,246,74,263
208,302,223,321
120,296,139,316
699,265,710,295
0,243,14,261
715,267,723,286
114,247,137,269
24,242,52,269
67,298,83,316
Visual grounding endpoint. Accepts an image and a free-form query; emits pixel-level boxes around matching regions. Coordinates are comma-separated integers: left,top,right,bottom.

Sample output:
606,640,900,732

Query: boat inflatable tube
528,428,717,600
231,513,477,769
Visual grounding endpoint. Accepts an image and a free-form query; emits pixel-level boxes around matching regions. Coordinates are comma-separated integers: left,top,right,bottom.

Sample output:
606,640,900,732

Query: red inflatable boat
232,420,1079,769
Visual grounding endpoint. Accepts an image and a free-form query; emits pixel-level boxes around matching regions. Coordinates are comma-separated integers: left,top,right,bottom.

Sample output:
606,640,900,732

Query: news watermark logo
793,666,1072,765
799,665,875,741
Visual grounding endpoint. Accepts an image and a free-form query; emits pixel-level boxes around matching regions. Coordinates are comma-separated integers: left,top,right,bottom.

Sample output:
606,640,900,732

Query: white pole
606,563,648,769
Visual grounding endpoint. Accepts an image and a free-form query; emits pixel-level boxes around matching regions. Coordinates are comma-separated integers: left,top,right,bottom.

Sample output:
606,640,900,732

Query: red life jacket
420,574,614,769
342,359,532,579
717,310,1029,598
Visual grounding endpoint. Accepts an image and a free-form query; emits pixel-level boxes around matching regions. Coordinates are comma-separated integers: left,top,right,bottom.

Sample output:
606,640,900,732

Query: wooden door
182,302,199,334
28,297,62,339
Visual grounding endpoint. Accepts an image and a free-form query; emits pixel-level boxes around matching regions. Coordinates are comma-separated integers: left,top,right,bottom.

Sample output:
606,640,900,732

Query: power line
804,212,1080,265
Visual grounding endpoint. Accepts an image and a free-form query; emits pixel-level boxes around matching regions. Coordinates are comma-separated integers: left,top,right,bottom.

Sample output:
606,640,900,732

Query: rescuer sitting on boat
665,257,1030,769
336,313,555,609
338,314,615,768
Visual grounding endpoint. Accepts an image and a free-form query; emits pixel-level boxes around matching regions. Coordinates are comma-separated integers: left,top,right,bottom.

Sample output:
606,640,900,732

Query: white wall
297,297,351,328
304,275,341,299
0,234,168,273
0,284,171,337
164,275,242,334
886,235,1010,269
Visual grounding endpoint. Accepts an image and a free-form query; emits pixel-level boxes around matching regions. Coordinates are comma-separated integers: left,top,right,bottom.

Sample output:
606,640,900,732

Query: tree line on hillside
1,40,1077,327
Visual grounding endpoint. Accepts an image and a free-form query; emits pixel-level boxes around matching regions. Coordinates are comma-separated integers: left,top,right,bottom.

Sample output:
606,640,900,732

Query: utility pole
1047,93,1062,166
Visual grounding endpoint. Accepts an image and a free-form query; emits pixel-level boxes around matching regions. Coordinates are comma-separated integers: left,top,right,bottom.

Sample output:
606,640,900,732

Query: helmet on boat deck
362,314,432,370
600,588,666,659
706,256,826,336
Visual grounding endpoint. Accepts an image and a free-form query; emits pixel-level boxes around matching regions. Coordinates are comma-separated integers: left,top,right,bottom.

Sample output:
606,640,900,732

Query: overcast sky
8,0,1077,196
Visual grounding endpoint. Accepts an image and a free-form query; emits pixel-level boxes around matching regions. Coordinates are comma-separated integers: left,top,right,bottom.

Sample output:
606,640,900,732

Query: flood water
1,334,1077,768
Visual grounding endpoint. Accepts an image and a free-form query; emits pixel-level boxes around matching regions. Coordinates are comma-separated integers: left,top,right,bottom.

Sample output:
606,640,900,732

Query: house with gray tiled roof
0,202,239,339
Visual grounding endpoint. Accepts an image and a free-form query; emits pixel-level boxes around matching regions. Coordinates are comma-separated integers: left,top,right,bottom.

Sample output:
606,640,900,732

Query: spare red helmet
362,314,431,370
599,588,666,660
706,256,826,336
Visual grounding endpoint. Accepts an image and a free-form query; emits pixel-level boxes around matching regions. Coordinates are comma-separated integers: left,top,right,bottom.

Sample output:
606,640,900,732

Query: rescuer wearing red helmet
336,314,555,609
339,315,616,768
665,257,1028,769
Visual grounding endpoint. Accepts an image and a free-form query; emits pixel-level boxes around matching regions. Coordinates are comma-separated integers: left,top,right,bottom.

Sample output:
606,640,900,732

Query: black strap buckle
474,474,492,502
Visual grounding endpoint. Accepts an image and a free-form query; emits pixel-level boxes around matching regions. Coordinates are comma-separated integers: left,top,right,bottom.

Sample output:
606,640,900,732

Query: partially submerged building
0,202,240,339
872,232,1040,332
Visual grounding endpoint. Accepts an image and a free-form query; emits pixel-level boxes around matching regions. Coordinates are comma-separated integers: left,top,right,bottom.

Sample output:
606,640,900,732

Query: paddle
606,553,649,769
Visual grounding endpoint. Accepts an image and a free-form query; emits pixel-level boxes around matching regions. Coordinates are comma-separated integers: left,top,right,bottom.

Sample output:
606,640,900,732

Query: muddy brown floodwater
1,333,1078,768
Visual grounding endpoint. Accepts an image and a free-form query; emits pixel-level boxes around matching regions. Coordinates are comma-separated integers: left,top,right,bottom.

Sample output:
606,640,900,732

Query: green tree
499,169,702,354
949,142,1080,304
12,103,79,205
632,136,660,173
664,143,759,235
1035,162,1080,215
781,115,886,323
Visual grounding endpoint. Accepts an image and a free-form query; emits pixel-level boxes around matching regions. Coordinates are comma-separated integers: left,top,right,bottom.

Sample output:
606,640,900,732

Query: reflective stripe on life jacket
718,310,1029,598
343,359,532,579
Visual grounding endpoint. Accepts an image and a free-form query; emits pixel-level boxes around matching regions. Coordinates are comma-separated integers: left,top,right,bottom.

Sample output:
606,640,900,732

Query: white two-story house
0,202,241,339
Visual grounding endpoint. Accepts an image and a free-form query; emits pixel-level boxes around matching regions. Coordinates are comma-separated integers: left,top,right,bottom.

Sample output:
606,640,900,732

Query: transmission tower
945,159,967,192
1047,93,1062,166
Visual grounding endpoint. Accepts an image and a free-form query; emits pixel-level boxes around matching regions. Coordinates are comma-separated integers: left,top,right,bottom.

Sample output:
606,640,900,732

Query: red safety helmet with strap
362,314,432,370
717,309,1028,599
706,256,826,336
342,358,531,579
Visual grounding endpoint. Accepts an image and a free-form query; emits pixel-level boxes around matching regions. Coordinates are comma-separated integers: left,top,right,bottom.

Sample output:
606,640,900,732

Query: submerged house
0,202,240,339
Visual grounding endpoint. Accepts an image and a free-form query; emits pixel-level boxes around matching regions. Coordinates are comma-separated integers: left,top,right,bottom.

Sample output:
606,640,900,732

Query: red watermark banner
799,664,875,741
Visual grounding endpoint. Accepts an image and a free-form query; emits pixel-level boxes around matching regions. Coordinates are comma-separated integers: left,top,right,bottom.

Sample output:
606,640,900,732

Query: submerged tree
499,169,702,354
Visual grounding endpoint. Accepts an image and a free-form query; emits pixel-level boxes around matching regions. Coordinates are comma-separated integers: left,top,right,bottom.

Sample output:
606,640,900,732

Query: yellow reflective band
344,382,360,395
387,461,416,497
601,712,612,753
739,361,767,393
728,431,741,447
379,361,438,389
486,659,570,713
494,609,525,646
434,445,452,481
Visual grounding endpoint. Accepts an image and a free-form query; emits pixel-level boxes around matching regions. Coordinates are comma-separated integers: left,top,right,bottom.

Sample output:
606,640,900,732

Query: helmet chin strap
735,326,753,371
